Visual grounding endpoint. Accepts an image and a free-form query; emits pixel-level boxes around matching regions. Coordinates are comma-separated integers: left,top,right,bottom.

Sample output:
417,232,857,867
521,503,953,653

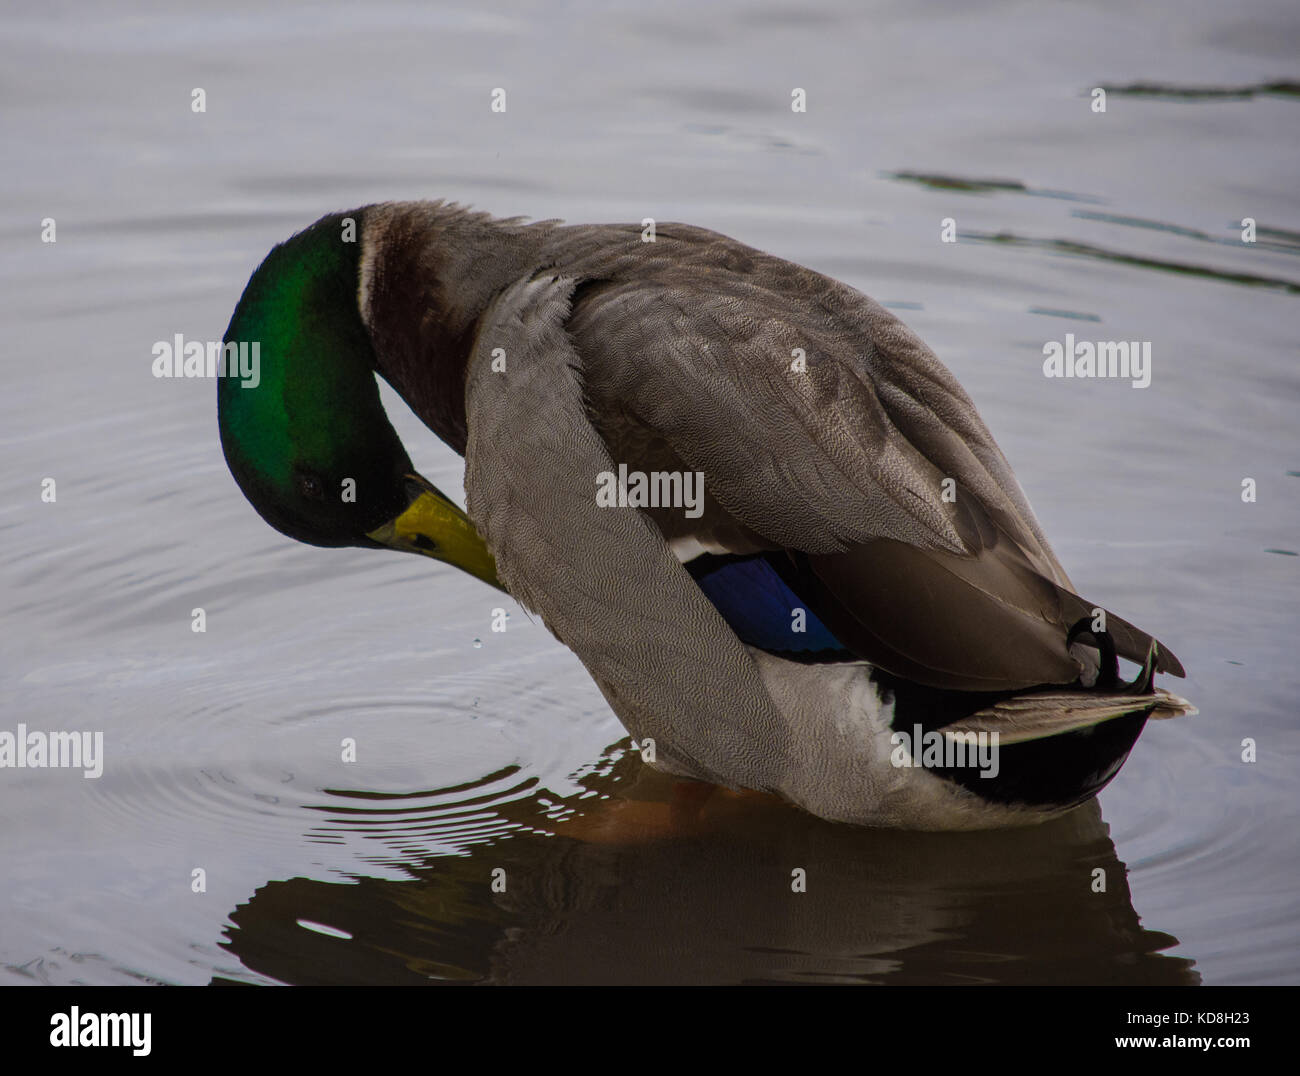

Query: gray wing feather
547,224,1181,687
462,274,794,788
556,225,1063,571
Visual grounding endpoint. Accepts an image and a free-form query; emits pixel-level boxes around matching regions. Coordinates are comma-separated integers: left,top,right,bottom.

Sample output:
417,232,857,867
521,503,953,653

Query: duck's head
218,211,501,589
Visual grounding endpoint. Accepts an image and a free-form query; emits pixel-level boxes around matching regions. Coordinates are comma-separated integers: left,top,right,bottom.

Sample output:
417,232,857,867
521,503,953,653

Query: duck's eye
297,473,325,501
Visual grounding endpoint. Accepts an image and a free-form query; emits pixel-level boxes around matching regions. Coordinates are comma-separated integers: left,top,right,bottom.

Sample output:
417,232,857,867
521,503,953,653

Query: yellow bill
367,473,504,591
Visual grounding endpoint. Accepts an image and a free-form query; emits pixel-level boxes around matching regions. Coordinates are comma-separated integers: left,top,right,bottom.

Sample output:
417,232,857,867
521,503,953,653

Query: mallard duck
218,201,1192,830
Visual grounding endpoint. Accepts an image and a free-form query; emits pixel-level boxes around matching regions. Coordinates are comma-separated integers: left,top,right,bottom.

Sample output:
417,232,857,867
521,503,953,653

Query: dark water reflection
219,747,1197,986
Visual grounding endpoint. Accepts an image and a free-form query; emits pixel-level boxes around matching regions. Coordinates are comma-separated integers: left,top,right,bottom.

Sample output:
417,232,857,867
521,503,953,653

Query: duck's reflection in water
217,744,1198,985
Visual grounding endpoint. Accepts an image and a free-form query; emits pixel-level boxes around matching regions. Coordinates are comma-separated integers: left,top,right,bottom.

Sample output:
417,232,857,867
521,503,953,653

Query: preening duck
218,201,1192,830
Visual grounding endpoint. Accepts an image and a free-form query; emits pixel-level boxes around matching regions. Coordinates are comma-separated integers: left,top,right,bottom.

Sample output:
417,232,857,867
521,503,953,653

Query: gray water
2,0,1297,985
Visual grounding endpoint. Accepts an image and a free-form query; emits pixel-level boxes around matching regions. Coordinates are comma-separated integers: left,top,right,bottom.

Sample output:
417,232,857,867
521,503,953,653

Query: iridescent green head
218,211,500,587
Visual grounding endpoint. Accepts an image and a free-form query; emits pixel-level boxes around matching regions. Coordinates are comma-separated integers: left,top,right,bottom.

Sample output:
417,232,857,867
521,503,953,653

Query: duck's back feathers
548,221,1182,690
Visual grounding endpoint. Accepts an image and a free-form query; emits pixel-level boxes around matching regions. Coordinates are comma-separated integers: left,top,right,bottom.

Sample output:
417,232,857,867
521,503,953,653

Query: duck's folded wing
564,270,1182,691
461,275,788,786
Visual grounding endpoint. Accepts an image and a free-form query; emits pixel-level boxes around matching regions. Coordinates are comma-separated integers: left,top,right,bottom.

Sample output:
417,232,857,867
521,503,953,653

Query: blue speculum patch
689,554,845,655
